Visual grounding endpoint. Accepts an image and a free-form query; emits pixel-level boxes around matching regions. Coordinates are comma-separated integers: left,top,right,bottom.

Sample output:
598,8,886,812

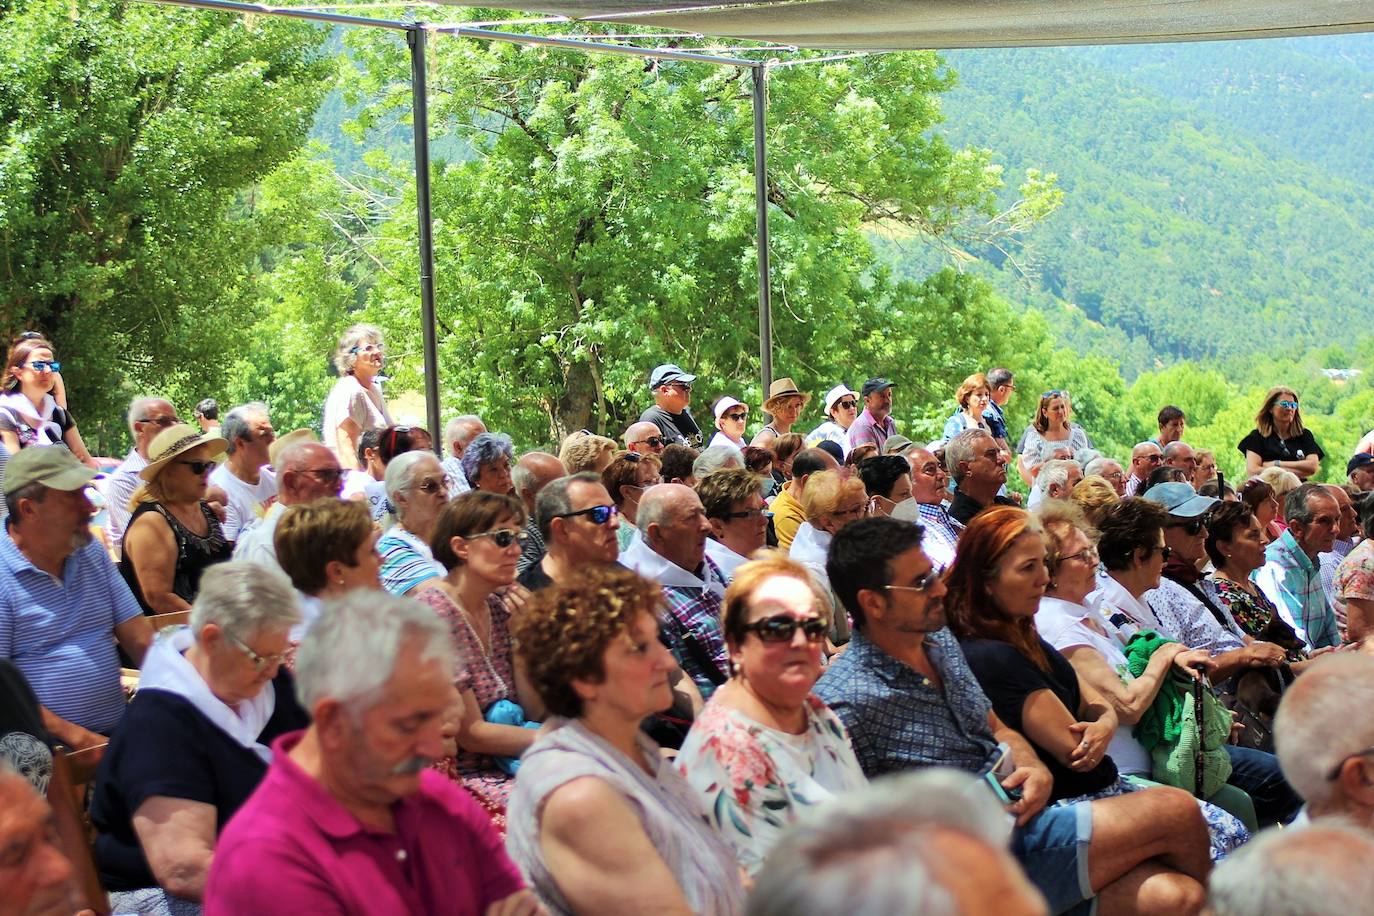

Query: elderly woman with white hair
321,323,391,471
692,443,744,480
91,562,308,915
463,432,516,497
377,450,450,596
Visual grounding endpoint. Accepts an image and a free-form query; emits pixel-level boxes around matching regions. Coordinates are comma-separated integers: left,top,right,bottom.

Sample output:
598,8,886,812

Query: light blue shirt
1253,530,1342,650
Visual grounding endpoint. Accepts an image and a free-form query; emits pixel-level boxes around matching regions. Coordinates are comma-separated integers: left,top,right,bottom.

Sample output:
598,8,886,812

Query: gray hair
444,414,485,449
126,396,171,436
986,368,1014,389
4,480,47,519
748,768,1024,916
1084,456,1121,479
332,323,384,376
384,451,439,518
188,561,301,638
293,590,454,714
1274,652,1374,811
534,472,603,542
636,483,689,535
693,445,744,479
1208,819,1374,916
1074,447,1102,468
944,429,992,483
221,402,269,456
1285,482,1332,526
1036,459,1078,495
460,432,514,484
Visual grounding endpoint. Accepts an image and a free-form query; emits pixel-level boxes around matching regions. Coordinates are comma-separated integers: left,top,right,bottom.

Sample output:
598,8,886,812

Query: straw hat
268,428,320,468
763,377,812,414
139,424,229,481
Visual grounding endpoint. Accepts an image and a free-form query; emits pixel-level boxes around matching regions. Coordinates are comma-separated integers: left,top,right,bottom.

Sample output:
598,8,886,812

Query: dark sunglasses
636,436,666,447
743,614,828,644
302,468,345,483
138,415,180,429
177,459,216,475
464,528,528,549
1168,517,1208,536
1147,545,1174,562
835,399,858,410
553,504,619,525
722,413,747,423
1042,389,1068,399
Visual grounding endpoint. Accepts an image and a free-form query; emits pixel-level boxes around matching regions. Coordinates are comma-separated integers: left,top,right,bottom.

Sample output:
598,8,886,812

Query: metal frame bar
408,25,443,446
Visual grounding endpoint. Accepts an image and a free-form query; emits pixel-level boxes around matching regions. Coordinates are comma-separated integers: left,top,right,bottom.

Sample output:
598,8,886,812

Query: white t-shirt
322,375,391,466
209,463,278,542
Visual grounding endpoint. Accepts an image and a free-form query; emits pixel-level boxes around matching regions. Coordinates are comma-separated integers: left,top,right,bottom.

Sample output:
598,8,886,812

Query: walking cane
1193,675,1206,799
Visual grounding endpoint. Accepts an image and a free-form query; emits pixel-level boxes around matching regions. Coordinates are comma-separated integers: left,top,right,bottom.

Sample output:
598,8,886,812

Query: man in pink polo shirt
205,592,543,916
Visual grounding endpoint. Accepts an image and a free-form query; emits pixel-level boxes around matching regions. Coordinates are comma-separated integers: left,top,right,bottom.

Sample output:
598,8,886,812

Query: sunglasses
24,360,60,372
349,343,384,354
301,467,345,484
883,568,942,594
636,436,666,448
552,504,619,525
1168,517,1208,536
743,614,828,644
177,459,216,475
137,415,181,429
413,478,448,495
226,630,287,673
835,399,858,410
722,508,773,521
1147,545,1174,562
1042,389,1068,399
722,413,747,423
463,528,528,549
1275,400,1299,410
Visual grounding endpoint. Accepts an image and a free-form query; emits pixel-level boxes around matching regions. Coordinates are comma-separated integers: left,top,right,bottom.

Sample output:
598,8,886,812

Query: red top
205,731,525,916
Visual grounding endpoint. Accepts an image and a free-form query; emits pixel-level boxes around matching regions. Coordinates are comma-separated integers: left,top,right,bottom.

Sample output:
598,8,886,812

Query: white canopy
474,0,1374,49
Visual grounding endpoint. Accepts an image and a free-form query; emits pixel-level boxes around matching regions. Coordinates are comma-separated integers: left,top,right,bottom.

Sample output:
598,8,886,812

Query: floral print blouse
676,694,868,875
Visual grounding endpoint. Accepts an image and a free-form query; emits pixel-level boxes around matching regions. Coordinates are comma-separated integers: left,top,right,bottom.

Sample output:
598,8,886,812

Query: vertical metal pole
409,24,442,452
751,63,774,402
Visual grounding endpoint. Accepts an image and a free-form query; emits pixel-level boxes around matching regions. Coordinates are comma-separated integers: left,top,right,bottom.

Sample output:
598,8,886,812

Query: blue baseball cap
1141,482,1217,518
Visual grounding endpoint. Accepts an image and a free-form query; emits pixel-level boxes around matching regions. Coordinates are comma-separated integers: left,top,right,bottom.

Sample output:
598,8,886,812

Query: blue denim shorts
1011,800,1094,915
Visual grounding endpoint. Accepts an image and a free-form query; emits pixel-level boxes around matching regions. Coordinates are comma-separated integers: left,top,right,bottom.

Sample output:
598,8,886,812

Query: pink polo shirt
205,731,524,916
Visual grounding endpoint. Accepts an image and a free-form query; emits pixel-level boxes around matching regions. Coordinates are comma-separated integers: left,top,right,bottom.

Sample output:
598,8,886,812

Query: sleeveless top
119,502,231,614
506,718,746,916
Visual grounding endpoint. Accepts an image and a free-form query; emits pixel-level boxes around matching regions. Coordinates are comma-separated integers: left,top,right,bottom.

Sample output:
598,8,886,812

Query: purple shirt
206,731,525,916
846,408,898,452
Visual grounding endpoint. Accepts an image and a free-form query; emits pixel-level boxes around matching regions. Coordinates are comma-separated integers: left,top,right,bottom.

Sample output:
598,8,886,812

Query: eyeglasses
1103,470,1125,481
722,508,773,521
226,630,287,673
177,459,216,475
1059,547,1099,566
1168,517,1208,536
1327,746,1374,781
137,415,181,429
552,504,619,525
1141,454,1164,465
1147,545,1174,562
463,528,528,548
1275,400,1299,410
349,343,384,355
883,569,942,594
831,503,868,519
635,436,666,448
742,614,828,644
301,467,345,484
412,477,448,495
835,399,858,410
23,360,60,372
665,382,692,392
722,413,747,423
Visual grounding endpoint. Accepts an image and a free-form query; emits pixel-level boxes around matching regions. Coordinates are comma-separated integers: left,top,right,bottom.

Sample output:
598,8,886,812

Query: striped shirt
377,527,445,597
0,527,143,733
1254,529,1342,650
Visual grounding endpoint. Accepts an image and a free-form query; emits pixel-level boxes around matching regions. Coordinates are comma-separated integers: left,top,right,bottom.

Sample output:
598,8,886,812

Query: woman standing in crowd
0,337,97,465
1239,478,1284,546
92,564,307,915
464,432,517,496
941,373,994,442
322,323,391,470
805,385,858,456
273,499,382,643
1017,390,1091,488
420,492,539,821
377,450,449,596
604,451,662,552
122,425,233,614
1239,387,1323,480
752,378,809,450
508,565,746,915
677,556,867,874
710,397,749,450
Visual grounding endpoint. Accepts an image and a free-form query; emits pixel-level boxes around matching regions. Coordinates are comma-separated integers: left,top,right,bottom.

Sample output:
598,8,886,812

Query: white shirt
707,431,746,451
208,463,278,542
787,521,834,597
1089,573,1166,646
232,502,288,574
621,536,727,598
441,455,471,497
322,375,391,465
704,538,751,582
102,448,148,554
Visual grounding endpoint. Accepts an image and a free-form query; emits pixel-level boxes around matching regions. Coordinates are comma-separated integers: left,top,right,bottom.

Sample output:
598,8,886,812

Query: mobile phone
984,742,1023,805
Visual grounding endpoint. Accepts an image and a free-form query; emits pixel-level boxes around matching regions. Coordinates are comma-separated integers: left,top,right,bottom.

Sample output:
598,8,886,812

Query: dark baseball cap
648,364,696,389
861,378,895,398
1348,453,1374,476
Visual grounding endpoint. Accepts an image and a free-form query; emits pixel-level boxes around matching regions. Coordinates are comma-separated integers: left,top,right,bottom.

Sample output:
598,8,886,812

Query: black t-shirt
639,405,702,448
90,667,309,890
960,635,1118,802
517,561,554,592
948,489,1016,526
1238,428,1324,465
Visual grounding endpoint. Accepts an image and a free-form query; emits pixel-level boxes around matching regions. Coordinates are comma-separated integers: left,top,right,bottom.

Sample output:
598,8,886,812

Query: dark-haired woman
0,337,97,465
1239,387,1322,480
1017,390,1091,488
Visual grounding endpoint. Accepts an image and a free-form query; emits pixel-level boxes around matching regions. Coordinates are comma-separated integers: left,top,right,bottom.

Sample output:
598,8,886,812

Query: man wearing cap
104,396,182,557
1254,483,1344,651
233,436,343,573
847,378,898,453
1347,454,1374,492
807,384,859,457
707,398,748,450
209,402,278,542
752,378,810,450
0,448,152,752
623,420,667,456
984,369,1015,452
882,435,916,457
441,414,486,496
640,364,702,448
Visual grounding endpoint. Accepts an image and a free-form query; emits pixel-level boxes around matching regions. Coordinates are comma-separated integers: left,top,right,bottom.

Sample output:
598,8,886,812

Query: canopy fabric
479,1,1374,49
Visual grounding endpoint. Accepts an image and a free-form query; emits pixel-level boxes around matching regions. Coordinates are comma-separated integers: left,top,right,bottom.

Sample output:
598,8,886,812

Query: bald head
1275,652,1374,818
279,442,342,504
638,483,710,572
1209,820,1374,916
512,452,567,513
624,421,665,455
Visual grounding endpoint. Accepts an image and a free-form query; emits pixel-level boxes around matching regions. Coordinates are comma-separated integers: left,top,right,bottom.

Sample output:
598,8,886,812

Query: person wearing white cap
805,384,859,457
709,397,748,450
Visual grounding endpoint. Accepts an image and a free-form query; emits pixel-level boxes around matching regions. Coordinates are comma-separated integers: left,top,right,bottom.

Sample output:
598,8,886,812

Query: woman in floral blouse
677,554,867,874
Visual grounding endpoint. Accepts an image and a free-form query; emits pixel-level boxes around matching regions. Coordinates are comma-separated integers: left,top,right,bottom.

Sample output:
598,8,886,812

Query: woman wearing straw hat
751,378,811,450
121,424,233,614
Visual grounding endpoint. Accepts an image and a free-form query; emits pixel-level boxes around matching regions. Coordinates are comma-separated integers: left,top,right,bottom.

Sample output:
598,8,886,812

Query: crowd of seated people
16,341,1374,916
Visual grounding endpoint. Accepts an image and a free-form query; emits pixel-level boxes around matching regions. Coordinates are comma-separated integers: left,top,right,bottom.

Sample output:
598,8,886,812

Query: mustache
391,755,435,775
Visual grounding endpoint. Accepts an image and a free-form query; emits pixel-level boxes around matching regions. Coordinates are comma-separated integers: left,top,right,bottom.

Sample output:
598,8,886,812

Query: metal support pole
751,64,773,401
408,25,442,453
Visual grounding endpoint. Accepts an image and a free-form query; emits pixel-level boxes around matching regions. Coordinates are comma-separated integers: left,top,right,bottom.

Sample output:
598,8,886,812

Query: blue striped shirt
0,528,142,733
378,527,445,597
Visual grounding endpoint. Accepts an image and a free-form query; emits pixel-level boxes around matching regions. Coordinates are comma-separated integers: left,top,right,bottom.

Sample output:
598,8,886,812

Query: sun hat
140,424,229,482
713,396,747,421
823,384,859,415
763,377,812,414
3,446,98,495
268,428,320,468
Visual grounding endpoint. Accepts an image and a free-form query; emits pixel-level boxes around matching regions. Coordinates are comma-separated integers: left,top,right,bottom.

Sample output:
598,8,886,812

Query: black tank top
119,501,231,614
